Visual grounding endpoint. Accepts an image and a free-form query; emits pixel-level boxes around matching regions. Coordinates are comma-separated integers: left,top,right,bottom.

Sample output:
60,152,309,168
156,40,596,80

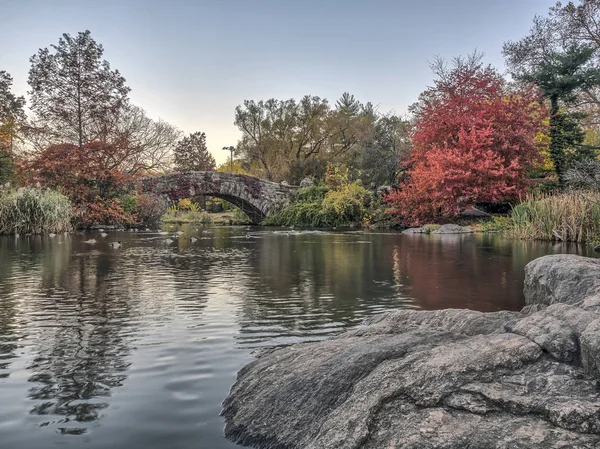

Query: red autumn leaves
386,63,549,225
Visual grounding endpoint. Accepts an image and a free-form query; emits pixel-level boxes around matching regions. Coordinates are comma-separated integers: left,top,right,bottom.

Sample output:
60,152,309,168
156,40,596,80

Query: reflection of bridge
140,171,299,224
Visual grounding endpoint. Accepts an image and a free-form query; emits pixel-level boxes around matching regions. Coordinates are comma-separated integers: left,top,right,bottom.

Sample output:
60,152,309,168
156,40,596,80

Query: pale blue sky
3,0,556,163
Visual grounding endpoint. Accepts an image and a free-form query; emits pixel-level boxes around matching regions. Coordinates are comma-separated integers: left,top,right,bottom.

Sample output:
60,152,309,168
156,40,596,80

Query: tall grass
0,187,73,235
161,209,213,224
509,191,600,243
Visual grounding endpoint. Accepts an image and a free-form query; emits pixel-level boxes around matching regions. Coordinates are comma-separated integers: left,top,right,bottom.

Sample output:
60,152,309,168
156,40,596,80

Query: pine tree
174,132,216,171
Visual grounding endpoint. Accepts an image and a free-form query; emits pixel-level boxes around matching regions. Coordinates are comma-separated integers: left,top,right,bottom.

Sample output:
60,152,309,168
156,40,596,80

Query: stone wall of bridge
140,171,299,224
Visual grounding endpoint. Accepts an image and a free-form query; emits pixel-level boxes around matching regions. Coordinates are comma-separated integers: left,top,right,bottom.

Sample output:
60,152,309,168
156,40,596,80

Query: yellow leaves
217,160,247,174
177,198,192,210
584,128,600,156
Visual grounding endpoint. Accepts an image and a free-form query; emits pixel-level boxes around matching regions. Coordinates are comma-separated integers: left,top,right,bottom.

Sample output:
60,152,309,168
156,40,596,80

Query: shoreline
222,254,600,449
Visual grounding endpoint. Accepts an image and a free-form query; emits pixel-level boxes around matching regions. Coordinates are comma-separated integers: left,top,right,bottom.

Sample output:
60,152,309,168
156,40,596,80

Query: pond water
0,226,596,449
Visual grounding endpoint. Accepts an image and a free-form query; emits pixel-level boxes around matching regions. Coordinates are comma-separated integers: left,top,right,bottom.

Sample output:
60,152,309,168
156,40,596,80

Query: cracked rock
222,254,600,448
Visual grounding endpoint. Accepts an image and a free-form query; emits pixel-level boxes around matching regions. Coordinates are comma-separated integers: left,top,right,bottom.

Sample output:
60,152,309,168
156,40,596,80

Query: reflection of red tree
389,235,524,312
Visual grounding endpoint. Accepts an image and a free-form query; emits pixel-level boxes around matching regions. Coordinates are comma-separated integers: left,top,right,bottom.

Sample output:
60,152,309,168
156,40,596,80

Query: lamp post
222,146,235,173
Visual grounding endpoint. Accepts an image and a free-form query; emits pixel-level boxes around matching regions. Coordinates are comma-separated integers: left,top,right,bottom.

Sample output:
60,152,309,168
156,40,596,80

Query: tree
386,57,548,225
358,114,410,187
234,94,375,182
234,97,330,181
21,142,135,225
28,30,130,150
217,159,246,174
94,105,182,175
0,71,26,184
505,29,600,184
174,131,216,171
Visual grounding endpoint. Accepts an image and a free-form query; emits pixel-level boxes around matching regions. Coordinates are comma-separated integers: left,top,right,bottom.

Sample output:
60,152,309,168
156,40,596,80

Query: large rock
524,254,600,307
222,255,600,448
431,224,472,234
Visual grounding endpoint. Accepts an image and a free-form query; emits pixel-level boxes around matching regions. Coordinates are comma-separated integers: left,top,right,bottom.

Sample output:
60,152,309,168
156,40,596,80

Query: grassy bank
0,187,73,235
161,209,213,224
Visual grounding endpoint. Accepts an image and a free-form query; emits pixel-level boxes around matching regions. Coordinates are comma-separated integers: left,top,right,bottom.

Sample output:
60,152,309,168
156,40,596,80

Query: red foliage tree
387,60,548,225
20,141,136,225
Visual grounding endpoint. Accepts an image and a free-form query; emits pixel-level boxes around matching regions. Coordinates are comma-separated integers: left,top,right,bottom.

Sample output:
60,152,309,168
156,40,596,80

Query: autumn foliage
386,63,549,225
20,142,137,225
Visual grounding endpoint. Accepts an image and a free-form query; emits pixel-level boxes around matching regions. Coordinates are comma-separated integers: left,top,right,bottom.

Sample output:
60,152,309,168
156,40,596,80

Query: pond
0,226,596,449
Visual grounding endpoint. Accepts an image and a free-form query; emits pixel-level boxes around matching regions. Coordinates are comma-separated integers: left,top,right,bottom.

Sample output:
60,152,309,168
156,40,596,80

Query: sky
3,0,558,164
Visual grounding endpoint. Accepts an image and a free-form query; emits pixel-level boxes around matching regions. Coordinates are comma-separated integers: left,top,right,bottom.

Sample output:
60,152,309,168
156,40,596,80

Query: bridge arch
140,171,298,224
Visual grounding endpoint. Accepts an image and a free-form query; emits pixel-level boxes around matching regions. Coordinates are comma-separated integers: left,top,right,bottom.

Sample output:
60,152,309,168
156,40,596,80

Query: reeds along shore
509,191,600,243
0,187,72,235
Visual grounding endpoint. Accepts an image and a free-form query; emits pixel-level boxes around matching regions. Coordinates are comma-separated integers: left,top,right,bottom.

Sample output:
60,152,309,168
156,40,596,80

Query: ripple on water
0,229,596,448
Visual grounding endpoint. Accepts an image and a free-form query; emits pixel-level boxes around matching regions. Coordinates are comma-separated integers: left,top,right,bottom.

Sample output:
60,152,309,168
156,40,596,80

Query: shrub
509,191,600,243
232,208,251,224
264,181,370,227
177,198,192,210
321,182,370,226
564,158,600,190
19,142,135,226
0,187,73,235
137,194,167,226
119,194,139,214
422,224,441,234
478,216,514,233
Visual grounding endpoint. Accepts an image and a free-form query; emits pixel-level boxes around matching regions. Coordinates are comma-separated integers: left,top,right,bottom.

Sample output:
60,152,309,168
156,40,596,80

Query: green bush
478,216,514,233
321,182,370,226
0,187,73,235
119,194,139,214
232,208,251,223
177,198,192,210
422,224,441,234
264,181,370,227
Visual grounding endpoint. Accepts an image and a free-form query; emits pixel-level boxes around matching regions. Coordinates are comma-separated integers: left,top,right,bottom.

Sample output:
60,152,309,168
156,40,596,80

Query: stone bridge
140,171,299,224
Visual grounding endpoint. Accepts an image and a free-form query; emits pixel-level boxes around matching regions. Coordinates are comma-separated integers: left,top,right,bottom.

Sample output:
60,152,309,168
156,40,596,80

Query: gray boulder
402,227,425,234
300,177,314,188
524,254,600,307
222,255,600,448
431,224,472,234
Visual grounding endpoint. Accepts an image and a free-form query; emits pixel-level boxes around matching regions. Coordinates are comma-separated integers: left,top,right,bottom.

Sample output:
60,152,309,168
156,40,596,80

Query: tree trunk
548,96,565,187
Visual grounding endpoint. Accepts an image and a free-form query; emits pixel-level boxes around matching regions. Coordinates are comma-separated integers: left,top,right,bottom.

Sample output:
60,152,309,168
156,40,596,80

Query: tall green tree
358,114,410,187
505,41,600,184
0,71,25,184
174,131,216,172
28,30,130,150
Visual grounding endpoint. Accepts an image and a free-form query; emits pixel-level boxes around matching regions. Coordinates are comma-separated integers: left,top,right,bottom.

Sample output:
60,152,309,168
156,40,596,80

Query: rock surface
403,224,473,235
431,223,472,234
222,255,600,448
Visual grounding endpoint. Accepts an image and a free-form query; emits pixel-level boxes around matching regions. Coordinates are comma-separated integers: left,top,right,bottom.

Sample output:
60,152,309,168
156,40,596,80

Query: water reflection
0,227,595,448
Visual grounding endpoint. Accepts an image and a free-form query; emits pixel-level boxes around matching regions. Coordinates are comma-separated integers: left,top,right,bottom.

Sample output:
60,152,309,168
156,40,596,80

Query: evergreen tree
512,45,600,185
0,71,25,184
28,30,130,150
174,132,216,171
